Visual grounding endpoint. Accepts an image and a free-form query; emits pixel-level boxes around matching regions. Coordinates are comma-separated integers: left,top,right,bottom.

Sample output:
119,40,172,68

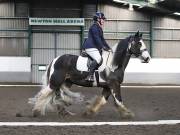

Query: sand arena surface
0,85,180,134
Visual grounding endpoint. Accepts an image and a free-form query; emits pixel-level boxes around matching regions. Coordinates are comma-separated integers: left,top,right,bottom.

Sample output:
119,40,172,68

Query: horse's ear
139,33,143,38
135,31,139,37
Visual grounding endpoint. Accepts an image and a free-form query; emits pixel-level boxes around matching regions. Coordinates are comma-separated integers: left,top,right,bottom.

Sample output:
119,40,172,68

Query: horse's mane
113,36,131,67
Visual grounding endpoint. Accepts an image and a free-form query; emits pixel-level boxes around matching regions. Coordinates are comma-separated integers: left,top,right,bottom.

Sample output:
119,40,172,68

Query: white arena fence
124,58,180,85
0,57,180,85
0,57,31,82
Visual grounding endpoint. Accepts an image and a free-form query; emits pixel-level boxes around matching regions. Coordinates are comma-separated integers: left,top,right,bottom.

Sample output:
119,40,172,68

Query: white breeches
85,48,102,64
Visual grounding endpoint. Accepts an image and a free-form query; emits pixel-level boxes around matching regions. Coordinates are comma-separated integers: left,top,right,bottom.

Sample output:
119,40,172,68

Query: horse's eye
136,42,141,48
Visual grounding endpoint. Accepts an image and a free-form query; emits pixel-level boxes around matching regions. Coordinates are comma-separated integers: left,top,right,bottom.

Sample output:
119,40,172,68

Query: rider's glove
103,46,110,51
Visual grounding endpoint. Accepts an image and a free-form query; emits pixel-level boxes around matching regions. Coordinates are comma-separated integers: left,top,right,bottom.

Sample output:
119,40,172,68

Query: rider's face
98,18,105,26
100,19,105,25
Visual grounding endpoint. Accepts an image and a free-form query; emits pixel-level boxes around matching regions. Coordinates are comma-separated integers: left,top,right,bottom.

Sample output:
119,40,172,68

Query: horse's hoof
121,111,135,119
16,112,23,117
58,108,76,117
32,110,40,117
82,110,95,117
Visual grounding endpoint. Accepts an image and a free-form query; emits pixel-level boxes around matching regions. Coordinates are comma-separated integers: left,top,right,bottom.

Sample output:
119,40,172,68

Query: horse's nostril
145,57,149,63
142,57,149,63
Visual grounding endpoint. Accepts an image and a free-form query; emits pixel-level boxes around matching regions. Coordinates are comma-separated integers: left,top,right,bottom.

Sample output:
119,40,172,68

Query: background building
0,0,180,83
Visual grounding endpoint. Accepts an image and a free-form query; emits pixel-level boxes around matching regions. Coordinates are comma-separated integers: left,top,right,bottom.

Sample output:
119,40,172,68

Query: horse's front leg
110,81,134,119
83,87,111,116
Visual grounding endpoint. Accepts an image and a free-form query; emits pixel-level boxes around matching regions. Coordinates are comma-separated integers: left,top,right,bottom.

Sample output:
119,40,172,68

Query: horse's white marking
60,84,82,98
0,120,180,126
128,42,132,50
49,56,60,80
88,96,107,113
100,96,107,105
139,40,146,51
111,89,123,106
92,73,98,86
140,40,151,61
59,84,84,104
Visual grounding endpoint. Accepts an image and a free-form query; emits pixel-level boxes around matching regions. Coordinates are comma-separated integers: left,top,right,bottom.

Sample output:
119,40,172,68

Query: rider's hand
109,48,113,52
103,47,112,52
103,47,110,51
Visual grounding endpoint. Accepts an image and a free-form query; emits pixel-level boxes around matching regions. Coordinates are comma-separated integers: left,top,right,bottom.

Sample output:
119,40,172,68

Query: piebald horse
29,31,151,119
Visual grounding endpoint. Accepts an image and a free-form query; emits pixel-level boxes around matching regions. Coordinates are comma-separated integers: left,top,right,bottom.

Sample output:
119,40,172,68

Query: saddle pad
76,56,89,72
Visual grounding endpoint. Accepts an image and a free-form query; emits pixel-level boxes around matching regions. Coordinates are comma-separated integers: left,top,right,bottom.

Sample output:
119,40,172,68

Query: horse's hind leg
61,80,81,98
110,82,134,119
49,69,66,95
51,77,83,116
57,81,84,105
49,69,70,114
31,85,54,117
84,87,111,116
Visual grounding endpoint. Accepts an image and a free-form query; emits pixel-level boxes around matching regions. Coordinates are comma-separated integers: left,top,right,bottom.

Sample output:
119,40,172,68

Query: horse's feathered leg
56,83,84,105
83,87,110,116
110,81,134,119
29,54,83,117
30,86,54,117
61,83,84,104
55,82,84,117
31,68,67,116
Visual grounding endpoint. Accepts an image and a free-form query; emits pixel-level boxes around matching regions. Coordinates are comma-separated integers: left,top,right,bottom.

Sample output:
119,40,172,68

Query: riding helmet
93,12,106,21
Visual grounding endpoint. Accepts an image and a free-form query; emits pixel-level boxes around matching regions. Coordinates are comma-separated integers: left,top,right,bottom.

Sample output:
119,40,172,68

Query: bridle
98,35,147,59
126,37,147,57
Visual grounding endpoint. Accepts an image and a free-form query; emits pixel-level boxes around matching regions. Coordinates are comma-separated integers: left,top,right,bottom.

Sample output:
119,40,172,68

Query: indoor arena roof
112,0,180,17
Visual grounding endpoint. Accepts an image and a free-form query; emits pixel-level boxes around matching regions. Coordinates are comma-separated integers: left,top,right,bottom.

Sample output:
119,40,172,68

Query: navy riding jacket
82,23,110,51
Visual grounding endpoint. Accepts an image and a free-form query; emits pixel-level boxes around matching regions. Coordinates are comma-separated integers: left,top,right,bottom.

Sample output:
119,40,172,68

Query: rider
82,12,111,82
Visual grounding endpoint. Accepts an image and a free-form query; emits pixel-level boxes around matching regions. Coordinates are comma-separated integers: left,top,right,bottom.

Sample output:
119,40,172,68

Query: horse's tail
28,55,84,116
28,87,53,116
28,85,84,116
28,61,56,116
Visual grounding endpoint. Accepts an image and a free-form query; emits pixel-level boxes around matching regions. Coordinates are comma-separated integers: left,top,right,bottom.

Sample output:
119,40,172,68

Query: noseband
127,37,147,57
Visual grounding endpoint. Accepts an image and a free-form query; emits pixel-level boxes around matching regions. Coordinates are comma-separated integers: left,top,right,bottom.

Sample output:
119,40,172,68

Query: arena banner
29,18,84,26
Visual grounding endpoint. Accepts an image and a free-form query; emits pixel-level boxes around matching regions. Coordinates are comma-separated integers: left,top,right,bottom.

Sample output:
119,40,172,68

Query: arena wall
0,57,31,82
124,58,180,85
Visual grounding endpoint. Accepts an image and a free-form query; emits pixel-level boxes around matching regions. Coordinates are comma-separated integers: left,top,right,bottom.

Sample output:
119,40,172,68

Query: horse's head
128,31,151,63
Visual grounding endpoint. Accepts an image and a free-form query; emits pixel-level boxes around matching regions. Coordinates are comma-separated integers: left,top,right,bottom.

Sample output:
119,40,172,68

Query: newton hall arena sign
29,18,85,26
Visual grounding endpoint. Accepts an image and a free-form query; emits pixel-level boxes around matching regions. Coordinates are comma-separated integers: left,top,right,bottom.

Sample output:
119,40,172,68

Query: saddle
79,50,93,70
76,50,110,83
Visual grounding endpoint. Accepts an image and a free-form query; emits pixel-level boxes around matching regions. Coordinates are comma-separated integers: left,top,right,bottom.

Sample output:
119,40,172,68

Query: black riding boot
85,60,98,82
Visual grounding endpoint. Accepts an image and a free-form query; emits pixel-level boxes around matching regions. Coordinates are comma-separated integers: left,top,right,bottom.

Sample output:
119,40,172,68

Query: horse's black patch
95,71,99,86
100,69,107,81
113,36,131,67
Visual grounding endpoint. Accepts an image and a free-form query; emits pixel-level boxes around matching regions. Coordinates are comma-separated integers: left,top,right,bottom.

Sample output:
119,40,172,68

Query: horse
28,31,151,119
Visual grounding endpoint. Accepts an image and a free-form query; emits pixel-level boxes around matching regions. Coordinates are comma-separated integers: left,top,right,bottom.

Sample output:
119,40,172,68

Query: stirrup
85,75,94,82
